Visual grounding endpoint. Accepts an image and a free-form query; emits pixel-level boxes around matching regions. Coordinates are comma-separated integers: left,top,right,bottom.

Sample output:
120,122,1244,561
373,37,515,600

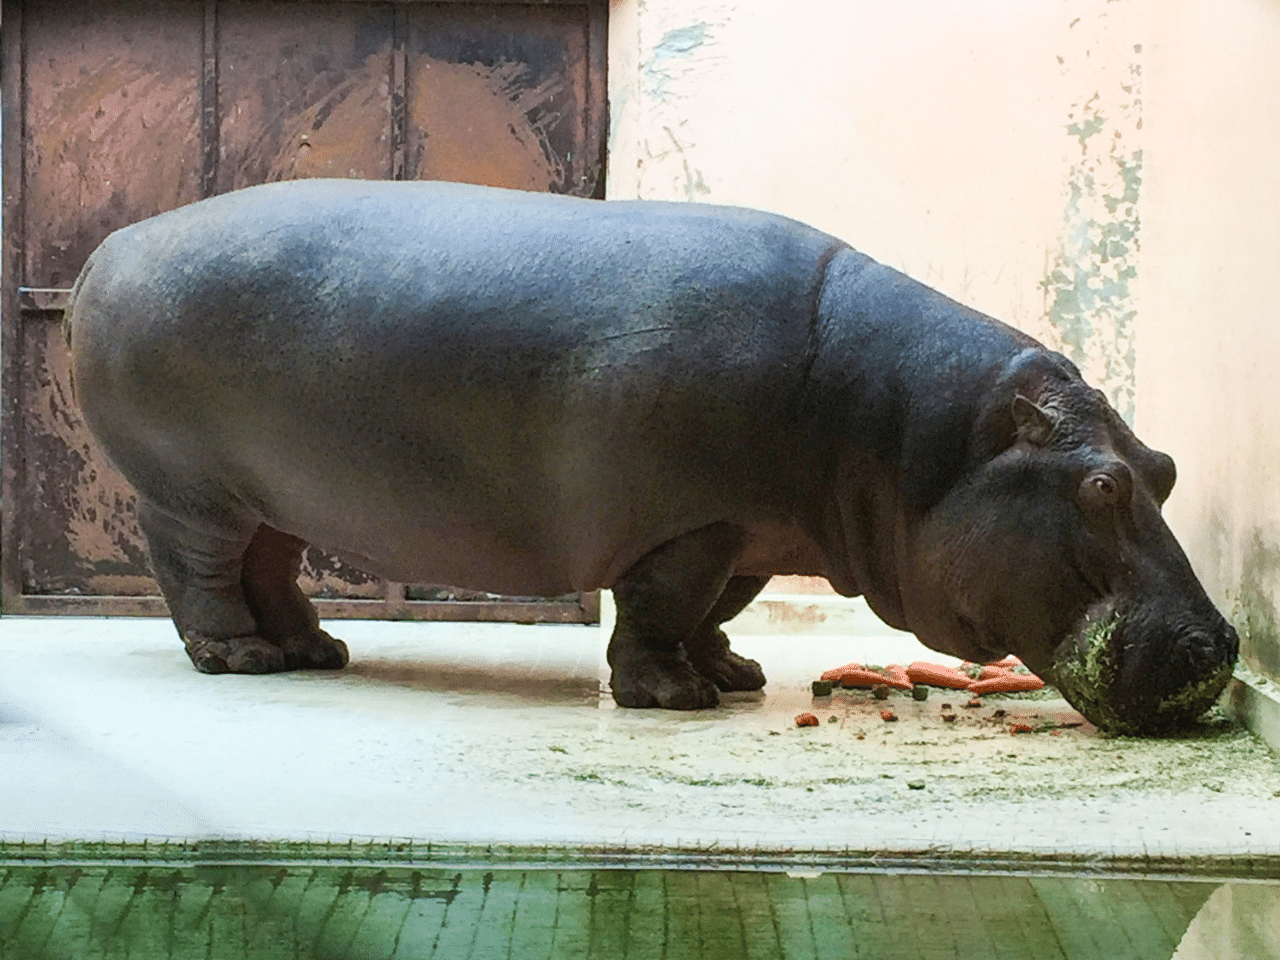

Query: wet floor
1,863,1277,959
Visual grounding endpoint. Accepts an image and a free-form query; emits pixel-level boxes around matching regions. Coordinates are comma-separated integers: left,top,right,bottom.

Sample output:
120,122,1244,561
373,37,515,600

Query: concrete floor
2,602,1280,866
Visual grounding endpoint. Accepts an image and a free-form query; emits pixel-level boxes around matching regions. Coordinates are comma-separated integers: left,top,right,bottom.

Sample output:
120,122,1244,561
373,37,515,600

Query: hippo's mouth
1048,597,1238,735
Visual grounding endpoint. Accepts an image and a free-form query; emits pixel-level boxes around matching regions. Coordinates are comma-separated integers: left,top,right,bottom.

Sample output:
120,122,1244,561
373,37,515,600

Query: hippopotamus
65,179,1237,734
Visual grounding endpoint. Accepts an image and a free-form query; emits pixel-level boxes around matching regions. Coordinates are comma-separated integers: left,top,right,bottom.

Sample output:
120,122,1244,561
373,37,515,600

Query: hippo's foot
685,626,766,692
610,650,720,710
183,629,349,675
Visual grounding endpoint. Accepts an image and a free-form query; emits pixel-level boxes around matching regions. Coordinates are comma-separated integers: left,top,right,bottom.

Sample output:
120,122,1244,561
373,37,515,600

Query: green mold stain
1042,57,1144,423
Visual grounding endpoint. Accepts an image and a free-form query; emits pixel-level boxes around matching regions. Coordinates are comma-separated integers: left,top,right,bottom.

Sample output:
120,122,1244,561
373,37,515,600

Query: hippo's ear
1011,394,1056,446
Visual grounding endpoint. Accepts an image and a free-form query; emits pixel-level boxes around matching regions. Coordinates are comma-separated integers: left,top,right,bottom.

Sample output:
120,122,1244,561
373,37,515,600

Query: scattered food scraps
907,779,926,790
811,680,833,697
820,656,1048,698
1010,723,1034,734
881,709,898,722
965,698,983,708
795,713,820,727
912,685,930,702
872,685,891,700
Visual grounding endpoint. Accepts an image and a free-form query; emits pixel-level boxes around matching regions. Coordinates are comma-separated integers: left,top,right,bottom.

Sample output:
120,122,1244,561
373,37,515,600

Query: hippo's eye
1079,467,1129,509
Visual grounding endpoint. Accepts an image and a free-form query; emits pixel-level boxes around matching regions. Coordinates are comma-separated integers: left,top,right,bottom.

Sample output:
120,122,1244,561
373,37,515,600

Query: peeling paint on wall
1229,528,1280,680
643,23,711,100
631,3,734,200
1040,6,1144,423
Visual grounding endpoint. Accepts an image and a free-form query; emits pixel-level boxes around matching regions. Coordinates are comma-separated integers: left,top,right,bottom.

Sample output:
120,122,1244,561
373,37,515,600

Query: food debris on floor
805,655,1092,740
794,712,820,727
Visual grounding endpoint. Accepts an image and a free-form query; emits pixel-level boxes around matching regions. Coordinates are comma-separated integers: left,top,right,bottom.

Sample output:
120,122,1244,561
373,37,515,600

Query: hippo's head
892,350,1238,735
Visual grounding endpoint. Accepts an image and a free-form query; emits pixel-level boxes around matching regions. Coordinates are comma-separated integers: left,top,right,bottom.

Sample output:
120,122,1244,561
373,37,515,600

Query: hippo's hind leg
240,525,348,670
608,522,749,710
684,575,769,693
139,502,346,674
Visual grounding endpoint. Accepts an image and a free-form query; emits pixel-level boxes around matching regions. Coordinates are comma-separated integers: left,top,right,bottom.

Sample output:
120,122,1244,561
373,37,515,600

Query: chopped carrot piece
985,656,1022,669
880,709,898,722
972,664,1013,681
833,667,913,690
906,661,973,689
820,662,862,683
969,673,1046,695
795,712,820,727
883,664,912,687
1010,723,1034,734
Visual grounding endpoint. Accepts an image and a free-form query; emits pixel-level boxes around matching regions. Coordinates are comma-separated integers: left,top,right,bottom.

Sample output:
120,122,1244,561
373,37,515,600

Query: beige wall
609,0,1146,414
608,0,1280,679
1140,0,1280,681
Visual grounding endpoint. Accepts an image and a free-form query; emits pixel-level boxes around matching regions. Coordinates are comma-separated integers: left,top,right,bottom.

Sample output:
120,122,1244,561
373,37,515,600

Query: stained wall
1139,0,1280,682
607,0,1280,681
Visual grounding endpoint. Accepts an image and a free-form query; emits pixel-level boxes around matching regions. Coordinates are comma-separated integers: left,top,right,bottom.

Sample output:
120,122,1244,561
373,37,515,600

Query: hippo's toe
281,629,350,671
687,646,766,693
184,634,288,674
610,653,720,710
684,626,767,693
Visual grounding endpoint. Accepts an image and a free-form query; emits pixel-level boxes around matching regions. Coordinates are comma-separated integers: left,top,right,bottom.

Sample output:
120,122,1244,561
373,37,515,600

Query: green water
0,864,1273,959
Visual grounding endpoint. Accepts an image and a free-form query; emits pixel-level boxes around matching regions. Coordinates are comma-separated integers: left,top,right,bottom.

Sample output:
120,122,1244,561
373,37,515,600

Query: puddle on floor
1,863,1276,959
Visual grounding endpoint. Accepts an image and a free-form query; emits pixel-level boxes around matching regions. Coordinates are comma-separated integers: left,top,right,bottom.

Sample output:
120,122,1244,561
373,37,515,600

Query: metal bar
200,0,220,198
578,590,601,622
313,598,596,623
2,0,28,614
584,0,608,198
390,5,407,180
9,594,597,623
17,287,73,312
345,0,593,5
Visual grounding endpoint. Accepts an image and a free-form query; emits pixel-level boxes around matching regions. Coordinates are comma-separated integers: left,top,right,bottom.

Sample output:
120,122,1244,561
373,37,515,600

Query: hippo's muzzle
1049,597,1239,734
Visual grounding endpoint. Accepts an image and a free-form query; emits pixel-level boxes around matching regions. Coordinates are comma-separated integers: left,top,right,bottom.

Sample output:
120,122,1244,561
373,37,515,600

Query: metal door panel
2,0,607,623
405,3,601,195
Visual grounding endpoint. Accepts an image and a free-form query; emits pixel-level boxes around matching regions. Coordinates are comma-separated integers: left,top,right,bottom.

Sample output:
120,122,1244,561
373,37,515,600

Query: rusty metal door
1,0,606,621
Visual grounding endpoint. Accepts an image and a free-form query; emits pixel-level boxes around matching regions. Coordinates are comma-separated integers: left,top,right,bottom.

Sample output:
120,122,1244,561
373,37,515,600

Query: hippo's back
68,180,844,593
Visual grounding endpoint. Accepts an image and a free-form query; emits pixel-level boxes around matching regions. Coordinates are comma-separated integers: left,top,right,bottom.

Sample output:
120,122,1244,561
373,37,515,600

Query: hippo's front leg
608,522,758,709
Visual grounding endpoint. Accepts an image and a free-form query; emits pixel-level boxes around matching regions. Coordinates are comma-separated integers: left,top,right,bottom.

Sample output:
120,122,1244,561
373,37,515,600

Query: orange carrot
906,661,973,689
1009,723,1034,734
969,673,1046,695
881,709,898,722
833,667,913,690
820,662,862,683
795,712,820,727
960,661,1013,681
974,665,1013,681
883,664,913,688
985,656,1022,669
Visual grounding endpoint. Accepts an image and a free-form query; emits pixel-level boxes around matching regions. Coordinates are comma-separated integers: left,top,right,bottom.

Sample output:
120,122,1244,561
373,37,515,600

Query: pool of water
2,863,1277,959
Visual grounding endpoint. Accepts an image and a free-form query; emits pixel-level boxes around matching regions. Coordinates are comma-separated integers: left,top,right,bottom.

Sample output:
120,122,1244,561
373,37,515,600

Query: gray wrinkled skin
66,180,1237,732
